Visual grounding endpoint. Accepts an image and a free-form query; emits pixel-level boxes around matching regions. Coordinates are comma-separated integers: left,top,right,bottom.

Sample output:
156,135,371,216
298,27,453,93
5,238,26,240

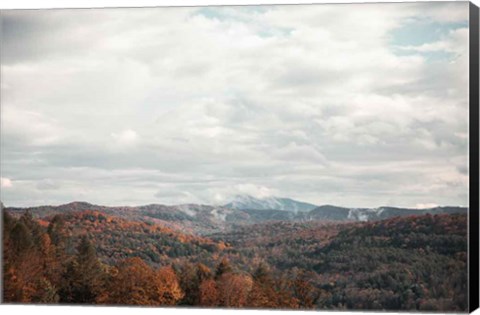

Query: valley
2,196,469,311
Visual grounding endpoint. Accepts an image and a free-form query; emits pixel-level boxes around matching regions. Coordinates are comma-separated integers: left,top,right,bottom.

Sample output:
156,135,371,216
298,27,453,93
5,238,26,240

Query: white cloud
204,183,277,205
415,203,439,209
1,178,13,188
0,2,469,207
233,183,276,199
2,106,63,146
111,129,138,145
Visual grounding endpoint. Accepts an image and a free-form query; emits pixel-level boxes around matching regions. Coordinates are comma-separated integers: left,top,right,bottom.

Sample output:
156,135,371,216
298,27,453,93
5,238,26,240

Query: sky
0,2,471,208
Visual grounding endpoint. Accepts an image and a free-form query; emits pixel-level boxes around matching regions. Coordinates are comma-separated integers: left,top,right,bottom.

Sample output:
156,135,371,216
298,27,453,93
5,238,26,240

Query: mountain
4,200,468,236
308,205,352,221
223,195,317,213
374,206,468,220
306,205,468,222
5,202,241,235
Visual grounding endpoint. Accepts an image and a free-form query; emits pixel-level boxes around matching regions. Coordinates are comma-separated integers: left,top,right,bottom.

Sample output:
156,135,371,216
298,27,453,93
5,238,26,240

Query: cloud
0,2,469,208
415,203,439,209
36,179,60,190
2,107,63,146
1,178,13,188
111,129,138,145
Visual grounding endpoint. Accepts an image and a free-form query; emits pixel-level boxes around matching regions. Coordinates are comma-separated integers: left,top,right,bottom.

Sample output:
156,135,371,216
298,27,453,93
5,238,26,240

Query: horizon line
1,198,469,211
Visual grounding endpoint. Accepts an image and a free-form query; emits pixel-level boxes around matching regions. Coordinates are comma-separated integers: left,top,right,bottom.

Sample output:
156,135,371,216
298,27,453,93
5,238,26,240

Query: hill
211,213,468,311
3,205,468,311
4,201,468,236
47,210,227,266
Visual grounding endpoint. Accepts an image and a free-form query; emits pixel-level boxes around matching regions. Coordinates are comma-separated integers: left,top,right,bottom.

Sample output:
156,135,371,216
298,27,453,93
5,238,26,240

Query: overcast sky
0,2,470,208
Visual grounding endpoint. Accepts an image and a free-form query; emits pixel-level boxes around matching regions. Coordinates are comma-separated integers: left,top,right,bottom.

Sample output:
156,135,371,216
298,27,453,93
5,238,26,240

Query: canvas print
1,1,478,312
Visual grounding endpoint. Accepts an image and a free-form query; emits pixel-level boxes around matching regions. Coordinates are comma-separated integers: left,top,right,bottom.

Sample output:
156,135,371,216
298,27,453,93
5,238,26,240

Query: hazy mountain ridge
308,205,468,222
3,196,467,236
5,202,246,234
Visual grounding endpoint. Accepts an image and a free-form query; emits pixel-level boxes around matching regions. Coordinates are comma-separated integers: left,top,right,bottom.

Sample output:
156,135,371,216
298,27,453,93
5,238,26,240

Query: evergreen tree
60,236,105,303
19,210,43,247
10,221,34,257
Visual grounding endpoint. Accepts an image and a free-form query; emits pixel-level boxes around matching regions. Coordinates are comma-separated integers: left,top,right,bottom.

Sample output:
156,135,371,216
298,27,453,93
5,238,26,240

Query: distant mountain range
306,204,467,221
3,195,467,235
224,195,317,213
223,195,467,220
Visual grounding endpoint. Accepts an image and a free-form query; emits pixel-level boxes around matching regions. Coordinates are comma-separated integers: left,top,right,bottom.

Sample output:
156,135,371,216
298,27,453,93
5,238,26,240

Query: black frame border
469,1,479,313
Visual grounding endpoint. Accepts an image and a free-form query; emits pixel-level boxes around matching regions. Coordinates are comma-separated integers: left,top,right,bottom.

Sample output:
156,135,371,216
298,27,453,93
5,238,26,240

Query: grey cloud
36,179,60,190
2,10,104,64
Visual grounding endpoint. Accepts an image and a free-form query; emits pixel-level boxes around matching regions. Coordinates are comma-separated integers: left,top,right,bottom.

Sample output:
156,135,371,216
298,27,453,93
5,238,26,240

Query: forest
2,208,468,311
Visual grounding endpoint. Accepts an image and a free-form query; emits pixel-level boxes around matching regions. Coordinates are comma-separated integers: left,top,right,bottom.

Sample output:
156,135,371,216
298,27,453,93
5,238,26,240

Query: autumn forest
1,200,469,312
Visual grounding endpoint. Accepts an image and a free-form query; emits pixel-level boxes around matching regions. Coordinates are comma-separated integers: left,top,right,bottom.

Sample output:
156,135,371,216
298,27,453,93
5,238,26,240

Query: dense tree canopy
2,210,468,311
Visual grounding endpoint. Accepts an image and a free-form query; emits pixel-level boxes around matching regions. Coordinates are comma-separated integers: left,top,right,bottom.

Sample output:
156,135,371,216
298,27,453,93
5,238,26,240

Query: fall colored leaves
2,209,469,311
99,258,183,305
2,210,314,308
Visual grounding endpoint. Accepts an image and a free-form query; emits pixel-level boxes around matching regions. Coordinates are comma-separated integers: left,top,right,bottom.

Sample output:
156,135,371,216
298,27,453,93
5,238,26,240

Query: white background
0,0,479,315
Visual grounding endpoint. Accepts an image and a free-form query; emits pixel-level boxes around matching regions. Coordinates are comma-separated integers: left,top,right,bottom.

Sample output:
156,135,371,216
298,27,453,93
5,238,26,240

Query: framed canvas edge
469,1,480,313
0,1,478,314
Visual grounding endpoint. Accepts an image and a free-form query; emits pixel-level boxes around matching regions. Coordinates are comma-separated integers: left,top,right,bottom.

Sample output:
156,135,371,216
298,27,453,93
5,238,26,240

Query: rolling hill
2,200,469,311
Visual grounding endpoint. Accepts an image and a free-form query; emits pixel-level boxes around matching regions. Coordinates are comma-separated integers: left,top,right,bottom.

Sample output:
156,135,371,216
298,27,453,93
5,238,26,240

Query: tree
3,247,43,302
60,236,105,303
32,278,60,303
47,215,67,246
2,211,15,241
19,210,43,247
175,262,198,305
10,222,34,257
292,273,319,308
253,263,271,284
217,273,253,307
155,266,184,305
196,263,213,283
215,257,233,280
247,263,298,308
102,257,160,306
175,262,213,305
199,279,218,306
45,215,71,287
